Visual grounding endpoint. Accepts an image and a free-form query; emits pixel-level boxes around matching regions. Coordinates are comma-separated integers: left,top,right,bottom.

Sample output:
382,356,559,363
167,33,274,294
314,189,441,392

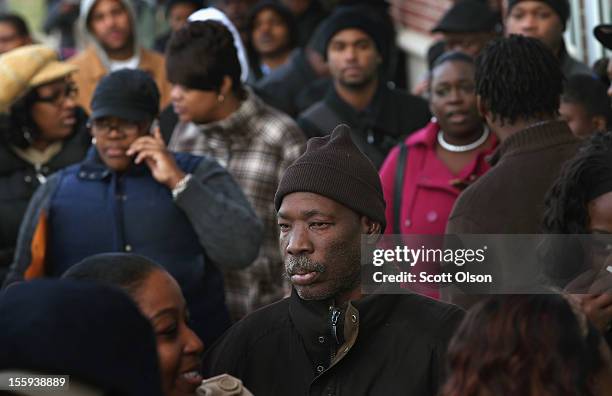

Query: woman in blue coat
4,69,263,345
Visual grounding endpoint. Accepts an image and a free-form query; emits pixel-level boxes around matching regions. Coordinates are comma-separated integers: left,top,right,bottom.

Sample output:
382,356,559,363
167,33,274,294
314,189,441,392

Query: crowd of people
0,0,612,395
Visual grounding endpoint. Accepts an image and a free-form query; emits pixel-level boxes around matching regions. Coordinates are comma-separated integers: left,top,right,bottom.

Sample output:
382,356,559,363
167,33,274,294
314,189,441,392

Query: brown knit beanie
274,124,386,231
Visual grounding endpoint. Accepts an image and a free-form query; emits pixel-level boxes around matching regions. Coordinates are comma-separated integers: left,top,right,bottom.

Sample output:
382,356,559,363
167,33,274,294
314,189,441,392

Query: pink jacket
380,121,497,236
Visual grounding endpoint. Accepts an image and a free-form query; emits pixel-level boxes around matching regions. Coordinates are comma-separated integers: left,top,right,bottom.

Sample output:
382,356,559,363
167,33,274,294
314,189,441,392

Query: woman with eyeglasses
4,68,262,347
0,45,89,285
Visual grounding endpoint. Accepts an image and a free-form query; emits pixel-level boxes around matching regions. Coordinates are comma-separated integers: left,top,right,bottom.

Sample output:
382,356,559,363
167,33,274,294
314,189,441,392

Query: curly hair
166,20,246,98
475,35,564,125
440,294,606,396
543,132,612,233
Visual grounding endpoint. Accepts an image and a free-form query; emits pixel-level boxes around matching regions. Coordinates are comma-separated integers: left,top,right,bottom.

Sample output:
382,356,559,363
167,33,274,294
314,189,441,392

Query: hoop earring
22,128,33,144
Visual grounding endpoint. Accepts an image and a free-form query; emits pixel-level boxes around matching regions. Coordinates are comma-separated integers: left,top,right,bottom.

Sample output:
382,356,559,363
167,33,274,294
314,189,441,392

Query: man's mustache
285,255,325,276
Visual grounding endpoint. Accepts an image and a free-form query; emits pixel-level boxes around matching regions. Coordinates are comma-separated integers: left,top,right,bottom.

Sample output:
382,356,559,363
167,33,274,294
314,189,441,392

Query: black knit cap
0,279,163,396
432,0,499,33
165,0,204,15
594,24,612,50
318,7,385,60
90,69,160,122
274,124,386,230
507,0,570,30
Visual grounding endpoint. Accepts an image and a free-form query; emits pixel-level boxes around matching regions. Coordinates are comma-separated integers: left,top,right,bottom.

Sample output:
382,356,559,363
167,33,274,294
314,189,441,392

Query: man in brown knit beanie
204,124,464,396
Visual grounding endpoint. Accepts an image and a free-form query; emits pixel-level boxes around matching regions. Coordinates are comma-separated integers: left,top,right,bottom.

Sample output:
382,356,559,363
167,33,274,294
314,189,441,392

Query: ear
476,94,491,122
361,216,382,243
592,115,608,133
220,76,233,97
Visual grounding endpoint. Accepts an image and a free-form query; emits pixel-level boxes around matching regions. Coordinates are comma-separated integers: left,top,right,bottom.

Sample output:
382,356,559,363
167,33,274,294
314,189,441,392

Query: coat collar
78,146,150,181
488,120,576,166
324,81,386,129
194,88,263,144
288,288,399,368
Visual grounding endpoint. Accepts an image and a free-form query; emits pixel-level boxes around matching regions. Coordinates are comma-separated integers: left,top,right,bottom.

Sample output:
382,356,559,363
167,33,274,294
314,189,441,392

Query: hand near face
574,293,612,333
126,127,185,189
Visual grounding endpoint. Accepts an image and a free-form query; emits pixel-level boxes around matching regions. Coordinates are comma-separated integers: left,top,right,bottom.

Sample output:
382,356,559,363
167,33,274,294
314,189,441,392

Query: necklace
437,127,490,153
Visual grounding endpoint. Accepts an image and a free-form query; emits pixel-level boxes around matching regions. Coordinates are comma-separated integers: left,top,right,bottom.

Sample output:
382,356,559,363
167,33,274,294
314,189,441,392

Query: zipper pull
367,129,374,144
35,173,47,185
330,307,341,345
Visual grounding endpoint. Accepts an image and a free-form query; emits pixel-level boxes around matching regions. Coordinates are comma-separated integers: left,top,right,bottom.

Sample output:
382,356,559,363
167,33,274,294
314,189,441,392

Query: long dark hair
441,294,607,396
0,88,43,149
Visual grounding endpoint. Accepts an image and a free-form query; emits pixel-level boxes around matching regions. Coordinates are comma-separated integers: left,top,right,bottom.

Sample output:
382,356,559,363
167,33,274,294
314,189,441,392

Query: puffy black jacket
0,107,90,283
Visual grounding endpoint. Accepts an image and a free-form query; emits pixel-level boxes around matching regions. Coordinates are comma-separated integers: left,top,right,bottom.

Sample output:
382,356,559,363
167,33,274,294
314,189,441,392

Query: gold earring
217,94,225,103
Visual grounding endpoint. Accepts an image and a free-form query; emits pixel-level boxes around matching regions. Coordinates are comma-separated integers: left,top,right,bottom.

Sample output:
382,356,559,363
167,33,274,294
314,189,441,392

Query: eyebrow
150,307,179,321
277,209,333,219
330,38,372,46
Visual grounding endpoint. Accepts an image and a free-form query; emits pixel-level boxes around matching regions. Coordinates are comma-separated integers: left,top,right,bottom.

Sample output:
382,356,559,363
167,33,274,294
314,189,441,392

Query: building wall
391,0,610,91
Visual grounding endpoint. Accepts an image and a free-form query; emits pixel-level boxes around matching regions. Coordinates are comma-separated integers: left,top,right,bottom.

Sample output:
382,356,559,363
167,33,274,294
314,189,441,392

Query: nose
62,96,77,111
106,126,124,139
447,87,464,103
183,326,204,355
285,226,313,257
259,21,272,33
170,85,182,102
519,15,538,34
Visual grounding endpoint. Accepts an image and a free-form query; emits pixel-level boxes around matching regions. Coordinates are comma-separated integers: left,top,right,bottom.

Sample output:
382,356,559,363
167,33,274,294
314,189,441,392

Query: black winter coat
204,290,464,396
0,107,90,283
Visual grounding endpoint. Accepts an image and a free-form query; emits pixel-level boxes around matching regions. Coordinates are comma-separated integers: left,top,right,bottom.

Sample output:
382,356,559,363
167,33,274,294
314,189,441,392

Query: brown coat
68,45,171,115
442,121,580,309
446,120,579,234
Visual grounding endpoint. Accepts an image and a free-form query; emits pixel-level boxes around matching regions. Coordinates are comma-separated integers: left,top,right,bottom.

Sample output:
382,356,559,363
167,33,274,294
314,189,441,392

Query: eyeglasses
35,83,78,106
89,119,142,136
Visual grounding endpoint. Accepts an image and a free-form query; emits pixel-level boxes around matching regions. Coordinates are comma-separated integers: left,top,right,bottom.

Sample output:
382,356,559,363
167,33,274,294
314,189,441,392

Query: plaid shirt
169,91,306,321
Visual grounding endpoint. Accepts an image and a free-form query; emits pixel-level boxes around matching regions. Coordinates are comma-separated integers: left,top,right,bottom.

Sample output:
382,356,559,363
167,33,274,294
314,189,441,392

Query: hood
189,7,249,83
78,0,140,70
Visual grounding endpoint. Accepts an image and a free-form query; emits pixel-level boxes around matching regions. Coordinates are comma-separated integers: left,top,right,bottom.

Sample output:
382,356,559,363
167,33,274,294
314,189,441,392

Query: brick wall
390,0,503,35
389,0,453,34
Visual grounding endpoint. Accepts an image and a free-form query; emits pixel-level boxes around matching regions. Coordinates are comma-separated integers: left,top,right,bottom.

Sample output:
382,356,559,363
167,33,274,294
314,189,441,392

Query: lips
103,146,128,157
105,30,125,44
172,104,185,115
177,364,203,393
180,370,203,386
61,116,76,127
446,111,469,124
290,271,320,285
343,66,362,73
